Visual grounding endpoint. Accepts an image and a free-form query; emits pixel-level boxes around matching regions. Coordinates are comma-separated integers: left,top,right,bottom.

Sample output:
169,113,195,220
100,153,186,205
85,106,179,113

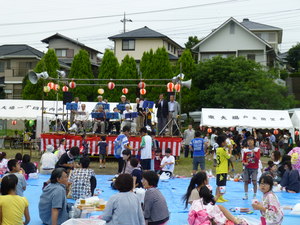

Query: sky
0,0,299,54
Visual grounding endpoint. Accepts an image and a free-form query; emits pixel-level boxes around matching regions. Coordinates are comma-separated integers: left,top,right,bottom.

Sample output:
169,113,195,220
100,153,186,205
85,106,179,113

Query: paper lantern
174,83,181,92
273,129,279,135
69,81,76,89
207,128,212,133
167,88,173,92
29,120,35,127
122,88,129,94
108,82,115,90
54,84,60,91
11,120,17,125
62,85,69,92
138,81,146,89
43,86,51,93
295,131,299,136
98,88,104,94
140,88,146,95
167,82,174,90
47,82,55,89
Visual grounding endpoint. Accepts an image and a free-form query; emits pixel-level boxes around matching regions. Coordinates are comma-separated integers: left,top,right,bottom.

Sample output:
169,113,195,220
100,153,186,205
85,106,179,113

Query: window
247,54,256,61
6,60,11,69
55,49,67,57
122,40,135,50
0,61,4,72
268,32,276,42
13,84,22,99
230,22,235,34
168,43,171,51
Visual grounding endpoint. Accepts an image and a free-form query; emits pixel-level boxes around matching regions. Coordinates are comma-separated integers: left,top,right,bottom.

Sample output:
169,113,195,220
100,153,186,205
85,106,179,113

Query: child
130,158,143,188
242,136,260,200
81,134,89,157
57,138,66,159
142,171,169,225
3,159,27,196
252,175,283,225
183,171,209,208
264,161,280,184
189,131,208,174
0,174,30,225
0,152,8,174
21,154,37,175
98,136,108,168
189,186,246,225
154,149,162,174
280,161,300,193
215,135,232,202
121,149,134,174
160,148,175,177
15,153,23,163
69,157,96,199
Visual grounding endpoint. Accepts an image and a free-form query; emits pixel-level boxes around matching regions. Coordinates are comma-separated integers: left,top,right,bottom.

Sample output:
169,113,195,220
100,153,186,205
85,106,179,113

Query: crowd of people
1,126,300,224
65,93,180,136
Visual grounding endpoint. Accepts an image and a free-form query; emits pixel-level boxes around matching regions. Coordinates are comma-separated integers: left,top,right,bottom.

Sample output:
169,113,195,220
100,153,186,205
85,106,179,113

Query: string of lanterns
44,80,182,95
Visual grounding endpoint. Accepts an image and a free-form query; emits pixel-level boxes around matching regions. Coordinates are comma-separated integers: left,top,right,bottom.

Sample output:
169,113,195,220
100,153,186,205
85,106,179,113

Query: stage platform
26,175,300,225
41,134,182,156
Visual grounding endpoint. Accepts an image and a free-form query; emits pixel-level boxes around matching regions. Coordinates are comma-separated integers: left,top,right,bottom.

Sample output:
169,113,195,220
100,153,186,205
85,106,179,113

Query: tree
69,49,94,101
22,49,60,100
98,49,119,101
118,55,139,100
140,49,154,78
286,42,300,72
184,36,201,50
189,56,296,111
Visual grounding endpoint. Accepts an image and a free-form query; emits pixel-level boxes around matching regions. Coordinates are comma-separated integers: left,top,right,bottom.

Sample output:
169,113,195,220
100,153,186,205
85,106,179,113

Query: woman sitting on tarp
280,161,300,193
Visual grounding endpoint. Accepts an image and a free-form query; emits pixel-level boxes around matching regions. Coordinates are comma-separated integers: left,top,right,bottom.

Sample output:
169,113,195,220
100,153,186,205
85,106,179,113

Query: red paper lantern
167,82,174,90
62,85,69,92
295,131,299,136
174,83,181,92
54,84,60,91
69,81,76,89
138,81,146,89
11,120,17,125
47,82,55,90
122,88,128,94
140,88,146,95
273,129,279,135
207,128,212,133
108,82,115,90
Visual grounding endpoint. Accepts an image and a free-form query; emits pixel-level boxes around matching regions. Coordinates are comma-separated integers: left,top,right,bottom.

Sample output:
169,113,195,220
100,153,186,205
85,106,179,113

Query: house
108,26,183,63
192,17,283,68
0,44,69,99
41,33,102,76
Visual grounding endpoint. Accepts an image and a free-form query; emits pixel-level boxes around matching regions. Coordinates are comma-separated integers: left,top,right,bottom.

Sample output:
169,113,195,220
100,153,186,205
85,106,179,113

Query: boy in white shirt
160,148,175,177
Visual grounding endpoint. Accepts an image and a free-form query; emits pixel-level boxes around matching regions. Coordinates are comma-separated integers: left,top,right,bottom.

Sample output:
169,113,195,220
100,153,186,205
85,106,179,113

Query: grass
2,148,270,177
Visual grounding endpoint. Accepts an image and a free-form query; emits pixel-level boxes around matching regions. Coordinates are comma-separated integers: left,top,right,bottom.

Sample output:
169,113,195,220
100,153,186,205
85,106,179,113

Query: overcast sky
1,0,299,54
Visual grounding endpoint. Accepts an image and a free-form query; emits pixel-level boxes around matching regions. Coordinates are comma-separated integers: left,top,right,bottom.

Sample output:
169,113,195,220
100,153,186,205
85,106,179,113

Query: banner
41,134,182,156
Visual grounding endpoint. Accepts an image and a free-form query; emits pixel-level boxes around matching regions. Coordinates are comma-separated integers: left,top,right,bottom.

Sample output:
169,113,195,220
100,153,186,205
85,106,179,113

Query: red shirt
243,147,260,169
154,156,162,171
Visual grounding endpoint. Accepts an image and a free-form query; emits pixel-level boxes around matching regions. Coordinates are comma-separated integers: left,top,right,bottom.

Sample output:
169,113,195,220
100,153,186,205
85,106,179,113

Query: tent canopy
291,111,300,129
201,108,293,129
0,100,119,120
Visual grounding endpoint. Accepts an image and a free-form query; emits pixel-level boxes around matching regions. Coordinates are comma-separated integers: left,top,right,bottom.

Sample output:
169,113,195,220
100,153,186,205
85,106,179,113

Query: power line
0,0,245,26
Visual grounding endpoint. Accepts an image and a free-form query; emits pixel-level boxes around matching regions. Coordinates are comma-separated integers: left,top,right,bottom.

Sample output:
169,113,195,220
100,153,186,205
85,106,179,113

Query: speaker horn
181,79,192,89
57,70,66,78
28,71,49,84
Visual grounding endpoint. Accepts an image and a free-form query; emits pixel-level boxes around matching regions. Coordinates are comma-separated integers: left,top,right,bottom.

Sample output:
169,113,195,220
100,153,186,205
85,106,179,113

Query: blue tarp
26,175,300,225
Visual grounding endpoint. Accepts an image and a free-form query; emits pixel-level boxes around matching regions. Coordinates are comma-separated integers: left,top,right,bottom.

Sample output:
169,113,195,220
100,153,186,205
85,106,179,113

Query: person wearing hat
40,145,58,175
118,95,130,114
93,95,106,112
121,104,136,134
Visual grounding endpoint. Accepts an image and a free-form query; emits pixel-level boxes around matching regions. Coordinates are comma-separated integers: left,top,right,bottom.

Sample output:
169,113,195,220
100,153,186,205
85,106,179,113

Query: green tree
22,49,60,100
98,49,119,101
184,36,201,50
140,49,154,78
118,55,139,100
287,42,300,72
69,49,94,101
189,56,296,111
175,49,196,113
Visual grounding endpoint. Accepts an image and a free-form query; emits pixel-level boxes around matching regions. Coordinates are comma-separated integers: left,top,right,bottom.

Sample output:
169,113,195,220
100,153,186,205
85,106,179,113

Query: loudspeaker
28,71,49,84
181,79,192,89
63,92,73,105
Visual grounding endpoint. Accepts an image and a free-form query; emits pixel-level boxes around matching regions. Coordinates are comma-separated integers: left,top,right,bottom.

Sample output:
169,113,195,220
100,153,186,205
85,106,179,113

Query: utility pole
120,12,132,33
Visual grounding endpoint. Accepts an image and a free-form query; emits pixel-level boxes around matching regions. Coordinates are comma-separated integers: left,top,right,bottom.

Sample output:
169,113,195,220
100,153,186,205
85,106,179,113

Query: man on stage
75,104,89,133
167,95,180,136
155,94,168,135
70,97,81,126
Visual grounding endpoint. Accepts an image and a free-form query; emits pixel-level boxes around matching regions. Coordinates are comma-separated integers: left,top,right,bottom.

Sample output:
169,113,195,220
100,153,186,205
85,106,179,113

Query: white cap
121,95,126,98
125,104,130,108
46,145,54,152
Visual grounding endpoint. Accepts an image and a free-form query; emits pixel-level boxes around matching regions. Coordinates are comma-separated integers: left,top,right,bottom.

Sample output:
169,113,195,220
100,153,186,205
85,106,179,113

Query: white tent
291,111,300,129
201,108,293,129
0,99,119,120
